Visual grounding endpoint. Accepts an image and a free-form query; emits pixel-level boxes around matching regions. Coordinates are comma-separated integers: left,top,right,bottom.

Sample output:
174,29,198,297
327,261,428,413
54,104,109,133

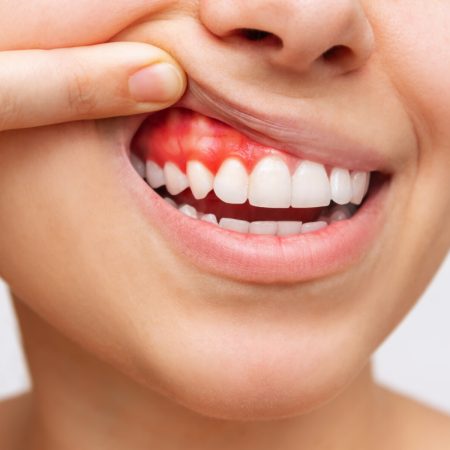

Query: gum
131,108,300,174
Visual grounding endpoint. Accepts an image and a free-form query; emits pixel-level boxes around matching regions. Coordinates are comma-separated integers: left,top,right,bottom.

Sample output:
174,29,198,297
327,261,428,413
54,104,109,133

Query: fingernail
129,63,183,103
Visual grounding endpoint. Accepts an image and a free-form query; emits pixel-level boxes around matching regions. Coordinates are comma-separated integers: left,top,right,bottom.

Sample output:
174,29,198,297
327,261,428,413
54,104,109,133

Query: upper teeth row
131,154,370,208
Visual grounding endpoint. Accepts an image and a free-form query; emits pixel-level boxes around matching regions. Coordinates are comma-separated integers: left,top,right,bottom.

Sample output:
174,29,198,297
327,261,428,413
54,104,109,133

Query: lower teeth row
163,197,356,237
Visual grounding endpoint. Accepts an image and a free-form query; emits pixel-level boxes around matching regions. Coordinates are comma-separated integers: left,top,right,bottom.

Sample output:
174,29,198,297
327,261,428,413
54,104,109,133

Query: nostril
235,28,282,47
240,28,271,41
322,45,353,63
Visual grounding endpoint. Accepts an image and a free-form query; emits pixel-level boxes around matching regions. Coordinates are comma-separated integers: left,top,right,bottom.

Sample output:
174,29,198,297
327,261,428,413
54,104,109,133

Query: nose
200,0,374,76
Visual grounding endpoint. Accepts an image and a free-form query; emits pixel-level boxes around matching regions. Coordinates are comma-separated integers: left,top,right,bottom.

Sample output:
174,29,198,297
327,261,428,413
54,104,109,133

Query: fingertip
129,62,186,105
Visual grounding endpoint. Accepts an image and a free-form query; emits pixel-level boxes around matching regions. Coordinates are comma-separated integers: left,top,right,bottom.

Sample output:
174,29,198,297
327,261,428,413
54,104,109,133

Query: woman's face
0,0,449,420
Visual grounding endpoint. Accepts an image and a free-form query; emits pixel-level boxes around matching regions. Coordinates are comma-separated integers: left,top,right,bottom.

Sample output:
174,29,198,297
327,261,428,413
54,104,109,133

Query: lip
176,80,391,173
127,166,388,283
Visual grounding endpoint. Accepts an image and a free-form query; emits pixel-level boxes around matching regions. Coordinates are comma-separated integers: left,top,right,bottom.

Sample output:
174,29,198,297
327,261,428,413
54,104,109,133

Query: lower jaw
131,163,389,283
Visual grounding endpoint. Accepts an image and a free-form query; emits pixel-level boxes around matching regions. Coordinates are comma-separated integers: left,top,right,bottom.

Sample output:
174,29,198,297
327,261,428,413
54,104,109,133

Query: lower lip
126,154,388,284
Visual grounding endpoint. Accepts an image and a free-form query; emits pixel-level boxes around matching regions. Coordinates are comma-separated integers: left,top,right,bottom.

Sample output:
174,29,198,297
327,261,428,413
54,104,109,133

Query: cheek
0,123,171,384
373,2,450,142
372,3,450,220
0,0,171,49
366,1,450,301
392,5,450,223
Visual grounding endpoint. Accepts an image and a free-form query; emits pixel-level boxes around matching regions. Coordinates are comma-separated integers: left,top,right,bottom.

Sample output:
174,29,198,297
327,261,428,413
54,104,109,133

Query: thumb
0,42,186,132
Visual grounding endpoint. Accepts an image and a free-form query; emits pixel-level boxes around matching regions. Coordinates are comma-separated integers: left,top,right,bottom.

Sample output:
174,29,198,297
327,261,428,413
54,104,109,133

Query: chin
119,301,372,421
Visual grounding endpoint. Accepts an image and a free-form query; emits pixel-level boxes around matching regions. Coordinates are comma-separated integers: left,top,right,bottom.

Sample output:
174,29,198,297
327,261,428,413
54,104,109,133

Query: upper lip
175,79,390,173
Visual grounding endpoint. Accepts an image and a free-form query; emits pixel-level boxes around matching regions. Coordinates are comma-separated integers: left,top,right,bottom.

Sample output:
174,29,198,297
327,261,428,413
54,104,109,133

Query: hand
0,42,186,132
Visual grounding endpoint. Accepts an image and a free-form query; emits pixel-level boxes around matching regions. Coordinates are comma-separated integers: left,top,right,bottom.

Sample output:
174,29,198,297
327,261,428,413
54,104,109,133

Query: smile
126,107,390,283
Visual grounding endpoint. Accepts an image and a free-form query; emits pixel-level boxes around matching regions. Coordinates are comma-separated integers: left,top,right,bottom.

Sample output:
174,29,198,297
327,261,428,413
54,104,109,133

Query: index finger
0,42,186,132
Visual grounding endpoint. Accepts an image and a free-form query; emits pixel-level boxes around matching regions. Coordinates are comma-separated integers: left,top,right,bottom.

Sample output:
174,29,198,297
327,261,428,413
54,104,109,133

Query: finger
0,42,186,132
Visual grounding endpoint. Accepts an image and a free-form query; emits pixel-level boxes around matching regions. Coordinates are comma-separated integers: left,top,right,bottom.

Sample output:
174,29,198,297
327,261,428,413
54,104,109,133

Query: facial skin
0,0,449,446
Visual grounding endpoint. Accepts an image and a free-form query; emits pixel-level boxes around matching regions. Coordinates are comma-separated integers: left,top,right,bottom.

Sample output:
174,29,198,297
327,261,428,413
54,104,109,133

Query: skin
0,0,450,449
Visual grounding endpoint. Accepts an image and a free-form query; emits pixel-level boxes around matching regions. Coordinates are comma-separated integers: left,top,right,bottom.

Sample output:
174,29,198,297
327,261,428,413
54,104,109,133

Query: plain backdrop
1,254,449,413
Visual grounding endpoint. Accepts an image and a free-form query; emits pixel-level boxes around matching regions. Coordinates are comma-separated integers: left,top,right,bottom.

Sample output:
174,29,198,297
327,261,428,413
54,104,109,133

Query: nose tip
200,0,374,76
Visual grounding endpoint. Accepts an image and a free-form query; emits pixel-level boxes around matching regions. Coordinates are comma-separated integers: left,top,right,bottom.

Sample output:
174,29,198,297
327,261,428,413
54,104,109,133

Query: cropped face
0,0,449,420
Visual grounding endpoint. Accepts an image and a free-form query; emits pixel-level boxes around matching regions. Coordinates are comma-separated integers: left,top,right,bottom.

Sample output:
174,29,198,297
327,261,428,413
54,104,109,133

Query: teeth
146,161,165,188
176,207,328,236
187,161,214,200
219,218,250,233
301,221,328,234
249,221,278,235
201,213,218,224
248,156,291,208
214,158,249,204
329,205,353,222
163,197,177,208
179,204,198,219
351,171,370,205
330,168,352,205
130,153,146,178
144,156,370,212
277,221,302,236
164,162,189,195
216,218,326,236
291,161,331,208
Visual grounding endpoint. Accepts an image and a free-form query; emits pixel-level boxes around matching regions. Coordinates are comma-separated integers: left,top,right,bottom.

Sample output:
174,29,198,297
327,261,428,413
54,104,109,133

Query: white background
1,255,449,413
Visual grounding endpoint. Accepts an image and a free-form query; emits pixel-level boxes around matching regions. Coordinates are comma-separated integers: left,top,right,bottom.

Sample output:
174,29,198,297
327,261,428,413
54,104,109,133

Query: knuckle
66,60,98,117
0,87,19,132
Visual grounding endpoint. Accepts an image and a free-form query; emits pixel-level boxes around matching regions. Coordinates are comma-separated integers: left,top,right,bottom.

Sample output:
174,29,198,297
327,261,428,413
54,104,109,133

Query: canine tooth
248,156,291,208
164,162,189,195
130,153,146,178
179,204,198,219
187,161,214,200
301,221,328,234
330,168,352,205
164,197,177,208
219,218,249,233
214,158,248,204
277,221,302,236
351,171,370,205
291,161,331,208
146,161,165,188
201,213,218,225
249,221,278,235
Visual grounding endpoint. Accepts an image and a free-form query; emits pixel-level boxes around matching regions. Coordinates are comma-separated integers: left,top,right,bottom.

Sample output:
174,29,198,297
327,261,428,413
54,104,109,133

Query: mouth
126,107,391,283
